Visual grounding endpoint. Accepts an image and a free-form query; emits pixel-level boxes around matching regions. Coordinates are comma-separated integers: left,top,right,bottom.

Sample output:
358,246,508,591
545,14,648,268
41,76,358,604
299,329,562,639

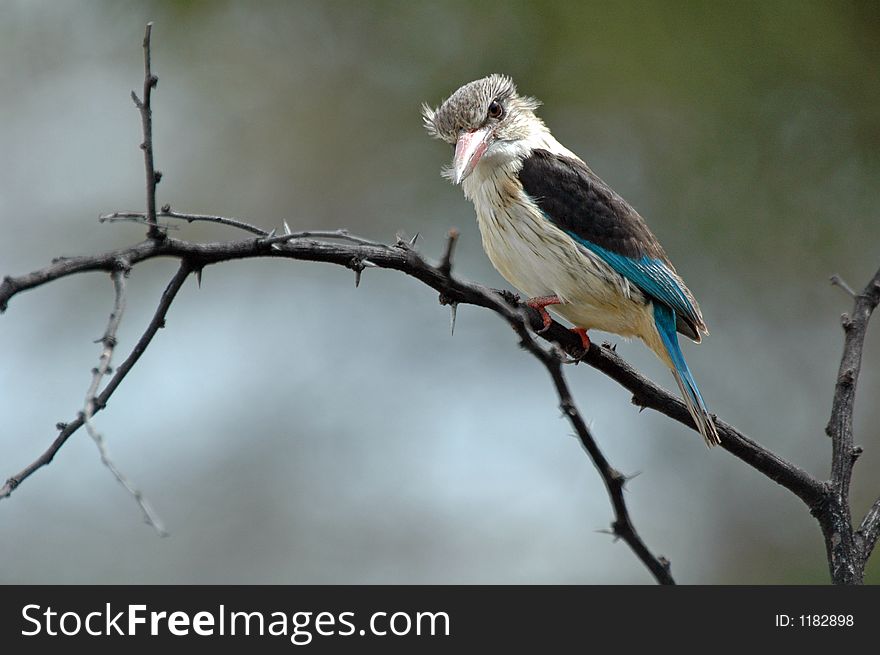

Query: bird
422,74,719,446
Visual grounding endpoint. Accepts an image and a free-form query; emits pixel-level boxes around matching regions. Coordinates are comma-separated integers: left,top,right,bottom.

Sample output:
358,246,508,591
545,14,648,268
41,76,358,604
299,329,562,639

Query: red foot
526,295,562,332
571,327,591,351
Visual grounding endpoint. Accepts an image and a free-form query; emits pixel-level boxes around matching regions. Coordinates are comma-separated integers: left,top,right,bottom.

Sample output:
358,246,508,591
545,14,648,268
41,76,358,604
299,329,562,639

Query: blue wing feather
563,231,700,329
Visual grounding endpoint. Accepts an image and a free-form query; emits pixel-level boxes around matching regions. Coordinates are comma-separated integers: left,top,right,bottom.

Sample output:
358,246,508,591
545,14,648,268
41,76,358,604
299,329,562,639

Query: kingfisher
423,74,719,446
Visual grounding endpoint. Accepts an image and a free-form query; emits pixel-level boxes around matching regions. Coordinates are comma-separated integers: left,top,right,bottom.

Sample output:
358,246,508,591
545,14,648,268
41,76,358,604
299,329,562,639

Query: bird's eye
487,100,504,119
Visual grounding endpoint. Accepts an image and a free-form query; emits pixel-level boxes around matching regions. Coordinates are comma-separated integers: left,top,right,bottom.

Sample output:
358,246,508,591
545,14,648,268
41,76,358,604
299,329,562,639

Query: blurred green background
1,0,877,583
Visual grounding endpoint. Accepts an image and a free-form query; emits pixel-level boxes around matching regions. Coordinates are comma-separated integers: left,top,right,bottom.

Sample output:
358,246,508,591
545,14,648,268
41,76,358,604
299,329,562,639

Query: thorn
283,220,292,235
348,257,367,287
559,399,576,417
410,232,420,245
196,269,203,288
266,228,277,239
362,259,378,268
830,274,856,297
450,303,458,335
271,243,282,251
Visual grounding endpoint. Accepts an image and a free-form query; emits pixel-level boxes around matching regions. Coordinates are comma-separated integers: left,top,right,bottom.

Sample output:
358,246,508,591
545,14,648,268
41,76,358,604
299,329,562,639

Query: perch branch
0,232,828,511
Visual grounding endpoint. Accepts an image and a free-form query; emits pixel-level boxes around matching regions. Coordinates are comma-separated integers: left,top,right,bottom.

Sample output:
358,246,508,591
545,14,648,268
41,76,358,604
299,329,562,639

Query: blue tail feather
652,303,720,446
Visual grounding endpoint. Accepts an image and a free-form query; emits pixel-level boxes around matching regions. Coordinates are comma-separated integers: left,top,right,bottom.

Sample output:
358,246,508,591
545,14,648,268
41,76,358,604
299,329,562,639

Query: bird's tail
652,303,720,447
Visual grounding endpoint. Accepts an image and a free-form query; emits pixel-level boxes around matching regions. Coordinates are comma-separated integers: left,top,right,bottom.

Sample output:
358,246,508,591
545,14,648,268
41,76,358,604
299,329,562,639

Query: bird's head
422,74,543,185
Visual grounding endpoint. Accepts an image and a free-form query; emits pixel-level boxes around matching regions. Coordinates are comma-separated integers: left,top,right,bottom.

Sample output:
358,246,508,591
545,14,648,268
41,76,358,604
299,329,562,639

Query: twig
101,209,267,237
82,266,167,535
85,267,129,410
98,214,180,230
99,210,388,249
130,22,161,239
830,274,856,298
526,343,675,583
1,262,191,500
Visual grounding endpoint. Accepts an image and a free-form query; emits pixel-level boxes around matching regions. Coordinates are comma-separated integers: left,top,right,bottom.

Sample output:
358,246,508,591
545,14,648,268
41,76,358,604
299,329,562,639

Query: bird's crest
421,74,540,143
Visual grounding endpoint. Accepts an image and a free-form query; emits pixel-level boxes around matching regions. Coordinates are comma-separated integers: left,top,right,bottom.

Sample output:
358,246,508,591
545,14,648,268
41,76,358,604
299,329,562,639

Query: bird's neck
462,128,578,203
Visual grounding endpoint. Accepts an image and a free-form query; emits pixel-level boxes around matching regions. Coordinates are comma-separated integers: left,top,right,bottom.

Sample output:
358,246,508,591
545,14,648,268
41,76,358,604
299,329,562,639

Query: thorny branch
1,24,878,584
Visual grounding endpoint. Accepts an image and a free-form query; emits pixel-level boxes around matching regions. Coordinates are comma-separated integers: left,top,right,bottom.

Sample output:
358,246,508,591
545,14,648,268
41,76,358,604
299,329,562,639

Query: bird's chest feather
463,167,650,336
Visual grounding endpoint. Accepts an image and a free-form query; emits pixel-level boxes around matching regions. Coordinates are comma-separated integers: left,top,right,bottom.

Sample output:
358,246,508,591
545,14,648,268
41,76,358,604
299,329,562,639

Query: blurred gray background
1,0,878,584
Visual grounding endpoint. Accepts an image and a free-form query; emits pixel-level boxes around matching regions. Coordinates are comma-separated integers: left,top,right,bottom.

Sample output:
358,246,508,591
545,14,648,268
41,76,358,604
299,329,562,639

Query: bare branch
81,265,167,535
1,262,191,500
527,343,675,583
132,22,161,239
101,209,267,237
85,266,129,410
820,266,880,581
